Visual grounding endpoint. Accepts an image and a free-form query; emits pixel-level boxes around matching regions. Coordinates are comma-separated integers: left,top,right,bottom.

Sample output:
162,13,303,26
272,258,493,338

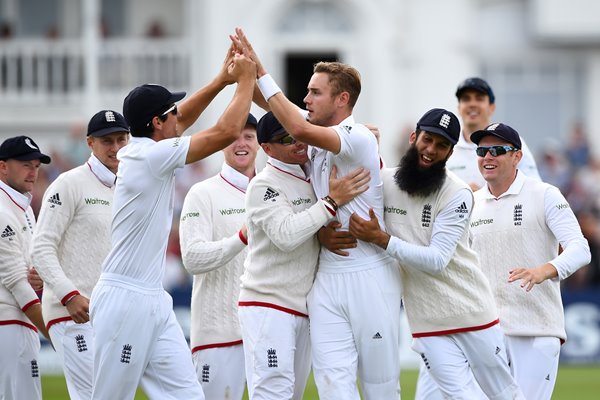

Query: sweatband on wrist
257,74,282,101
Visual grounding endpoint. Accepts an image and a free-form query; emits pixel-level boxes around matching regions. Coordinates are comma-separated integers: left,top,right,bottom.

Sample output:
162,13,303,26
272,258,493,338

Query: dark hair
313,61,361,107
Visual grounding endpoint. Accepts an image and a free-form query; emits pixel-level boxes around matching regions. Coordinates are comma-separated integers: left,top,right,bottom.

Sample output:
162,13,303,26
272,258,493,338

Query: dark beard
394,144,448,197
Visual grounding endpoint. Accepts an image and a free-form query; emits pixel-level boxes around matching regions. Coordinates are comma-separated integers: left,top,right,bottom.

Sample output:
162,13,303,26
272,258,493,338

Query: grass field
41,365,599,399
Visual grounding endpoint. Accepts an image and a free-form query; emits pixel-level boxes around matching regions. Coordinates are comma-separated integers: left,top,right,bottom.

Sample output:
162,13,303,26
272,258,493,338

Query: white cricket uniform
179,162,250,400
32,154,115,400
240,158,335,400
89,136,204,400
471,171,591,399
446,132,541,188
0,180,42,400
381,168,523,399
418,132,542,399
306,116,402,400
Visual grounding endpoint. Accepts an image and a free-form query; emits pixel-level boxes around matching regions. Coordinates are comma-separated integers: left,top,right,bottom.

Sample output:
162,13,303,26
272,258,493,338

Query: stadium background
1,0,599,396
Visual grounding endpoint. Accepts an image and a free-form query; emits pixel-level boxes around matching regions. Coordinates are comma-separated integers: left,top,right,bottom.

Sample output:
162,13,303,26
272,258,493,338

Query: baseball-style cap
455,77,495,104
246,113,258,129
257,112,287,144
87,110,130,137
416,108,461,145
122,84,186,130
470,123,522,149
0,135,51,164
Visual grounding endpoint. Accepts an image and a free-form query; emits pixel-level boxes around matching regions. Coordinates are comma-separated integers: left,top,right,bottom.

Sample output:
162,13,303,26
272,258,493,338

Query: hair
313,61,361,107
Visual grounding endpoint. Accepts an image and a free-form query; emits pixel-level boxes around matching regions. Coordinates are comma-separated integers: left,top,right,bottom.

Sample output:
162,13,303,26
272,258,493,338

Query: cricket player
32,110,129,400
447,77,540,190
0,135,51,400
179,113,258,399
239,111,370,399
470,122,591,399
232,28,403,400
89,47,256,399
349,109,524,399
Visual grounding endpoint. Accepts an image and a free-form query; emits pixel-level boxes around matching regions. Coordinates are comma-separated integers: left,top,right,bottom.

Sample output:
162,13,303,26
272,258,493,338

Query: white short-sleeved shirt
308,115,388,266
101,135,190,285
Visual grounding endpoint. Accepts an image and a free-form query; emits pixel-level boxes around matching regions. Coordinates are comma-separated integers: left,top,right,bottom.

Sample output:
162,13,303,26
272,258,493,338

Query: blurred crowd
28,120,600,293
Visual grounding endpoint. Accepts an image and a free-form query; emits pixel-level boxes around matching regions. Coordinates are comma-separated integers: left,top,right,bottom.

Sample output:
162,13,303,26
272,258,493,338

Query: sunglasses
271,135,297,146
476,145,519,157
160,104,178,117
146,104,178,127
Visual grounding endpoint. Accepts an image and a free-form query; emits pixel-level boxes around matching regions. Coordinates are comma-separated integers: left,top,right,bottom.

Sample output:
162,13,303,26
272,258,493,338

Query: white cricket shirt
101,135,190,286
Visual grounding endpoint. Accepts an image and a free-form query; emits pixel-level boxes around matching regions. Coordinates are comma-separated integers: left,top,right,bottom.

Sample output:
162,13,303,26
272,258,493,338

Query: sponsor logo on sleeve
263,187,279,202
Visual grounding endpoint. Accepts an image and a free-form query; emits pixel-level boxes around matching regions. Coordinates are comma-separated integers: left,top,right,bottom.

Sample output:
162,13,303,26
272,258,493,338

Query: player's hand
364,123,381,144
66,295,90,324
328,165,370,207
508,263,558,292
228,53,257,83
27,267,43,291
348,209,390,249
318,221,357,256
230,27,267,77
218,43,237,86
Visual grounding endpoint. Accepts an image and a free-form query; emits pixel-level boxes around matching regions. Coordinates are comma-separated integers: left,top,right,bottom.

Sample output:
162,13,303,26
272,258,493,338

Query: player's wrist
257,74,281,101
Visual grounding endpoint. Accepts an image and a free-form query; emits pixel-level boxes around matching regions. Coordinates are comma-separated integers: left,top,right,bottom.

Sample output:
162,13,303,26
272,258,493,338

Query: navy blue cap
246,113,257,128
87,110,130,137
257,112,286,144
123,84,185,130
0,135,51,164
455,77,495,104
416,108,461,145
470,123,522,149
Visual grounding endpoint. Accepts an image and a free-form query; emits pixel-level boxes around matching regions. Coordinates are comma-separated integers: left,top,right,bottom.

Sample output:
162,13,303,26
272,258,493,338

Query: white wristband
257,74,282,101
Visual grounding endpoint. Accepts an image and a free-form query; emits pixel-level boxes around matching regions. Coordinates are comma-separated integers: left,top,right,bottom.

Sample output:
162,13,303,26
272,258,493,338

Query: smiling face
223,124,259,177
457,89,496,137
87,132,129,174
0,158,41,194
410,130,454,169
261,133,308,165
477,135,522,195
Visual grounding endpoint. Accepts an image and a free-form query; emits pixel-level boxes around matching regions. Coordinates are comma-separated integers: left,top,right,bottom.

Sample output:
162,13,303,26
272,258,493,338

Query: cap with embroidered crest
470,122,522,149
87,110,130,137
0,135,51,164
416,108,461,145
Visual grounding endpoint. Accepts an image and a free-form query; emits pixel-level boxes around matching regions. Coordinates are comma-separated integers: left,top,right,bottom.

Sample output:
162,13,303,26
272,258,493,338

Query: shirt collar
267,157,309,181
0,179,32,210
87,154,117,188
481,169,526,200
220,162,253,192
337,114,355,126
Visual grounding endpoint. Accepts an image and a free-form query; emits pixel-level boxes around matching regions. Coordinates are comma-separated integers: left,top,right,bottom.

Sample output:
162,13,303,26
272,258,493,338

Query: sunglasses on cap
271,135,297,146
476,145,519,157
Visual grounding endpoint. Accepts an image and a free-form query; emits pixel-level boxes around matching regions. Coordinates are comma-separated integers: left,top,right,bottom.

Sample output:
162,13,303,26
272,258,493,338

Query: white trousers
90,276,204,400
307,261,402,400
49,320,94,400
412,325,524,400
506,336,560,400
238,306,311,400
416,334,559,400
192,344,246,400
0,324,41,400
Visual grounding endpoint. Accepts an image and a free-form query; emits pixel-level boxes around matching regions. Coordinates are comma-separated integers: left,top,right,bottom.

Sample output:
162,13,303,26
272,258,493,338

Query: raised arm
185,53,256,164
231,28,342,153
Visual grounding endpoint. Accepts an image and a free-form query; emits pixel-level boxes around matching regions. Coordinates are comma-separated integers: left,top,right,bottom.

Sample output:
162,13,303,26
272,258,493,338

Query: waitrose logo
84,198,110,206
219,208,245,216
